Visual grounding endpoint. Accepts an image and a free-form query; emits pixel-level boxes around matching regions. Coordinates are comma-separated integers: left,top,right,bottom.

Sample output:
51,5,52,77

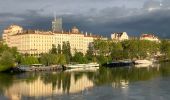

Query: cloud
143,0,161,9
0,0,170,38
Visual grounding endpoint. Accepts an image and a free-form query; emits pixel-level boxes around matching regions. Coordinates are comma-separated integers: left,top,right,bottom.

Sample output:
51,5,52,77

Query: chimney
90,33,92,36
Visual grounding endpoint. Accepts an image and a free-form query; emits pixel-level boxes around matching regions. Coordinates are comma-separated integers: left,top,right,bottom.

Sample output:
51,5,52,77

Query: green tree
58,54,67,65
62,41,72,63
93,39,110,56
40,54,59,66
21,56,39,65
86,43,95,62
57,44,62,54
110,42,123,60
72,52,87,64
160,40,170,59
0,51,15,71
50,44,57,54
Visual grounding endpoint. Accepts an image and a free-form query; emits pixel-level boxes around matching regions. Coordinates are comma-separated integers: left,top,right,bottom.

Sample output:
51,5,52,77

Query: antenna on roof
53,12,56,21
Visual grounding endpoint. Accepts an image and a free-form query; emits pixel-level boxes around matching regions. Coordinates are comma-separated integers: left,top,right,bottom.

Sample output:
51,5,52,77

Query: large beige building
2,25,102,56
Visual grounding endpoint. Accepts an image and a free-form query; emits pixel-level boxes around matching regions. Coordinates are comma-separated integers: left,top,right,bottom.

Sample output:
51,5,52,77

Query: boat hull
102,61,133,68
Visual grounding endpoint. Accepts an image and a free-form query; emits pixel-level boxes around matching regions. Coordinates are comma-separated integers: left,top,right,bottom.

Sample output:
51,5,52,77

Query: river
0,63,170,100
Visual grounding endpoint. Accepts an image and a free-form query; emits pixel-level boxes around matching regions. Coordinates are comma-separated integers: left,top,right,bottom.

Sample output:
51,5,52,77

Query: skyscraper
52,17,62,32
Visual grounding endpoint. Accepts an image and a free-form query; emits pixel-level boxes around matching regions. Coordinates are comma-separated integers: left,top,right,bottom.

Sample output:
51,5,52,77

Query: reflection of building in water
112,80,129,89
5,73,94,100
68,74,93,93
5,77,53,100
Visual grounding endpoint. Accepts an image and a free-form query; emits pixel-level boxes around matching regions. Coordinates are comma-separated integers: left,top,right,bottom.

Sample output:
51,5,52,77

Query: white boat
134,60,152,64
63,63,99,69
65,67,99,72
135,63,153,68
134,60,153,68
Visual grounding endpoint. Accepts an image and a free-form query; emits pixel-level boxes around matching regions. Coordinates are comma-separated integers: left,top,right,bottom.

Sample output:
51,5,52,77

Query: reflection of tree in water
0,73,14,94
1,62,170,97
159,62,170,76
0,72,40,95
39,63,170,92
40,72,71,93
23,73,39,83
91,64,170,86
74,72,84,82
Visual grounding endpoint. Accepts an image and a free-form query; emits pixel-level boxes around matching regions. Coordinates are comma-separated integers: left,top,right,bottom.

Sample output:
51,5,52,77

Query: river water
1,63,170,100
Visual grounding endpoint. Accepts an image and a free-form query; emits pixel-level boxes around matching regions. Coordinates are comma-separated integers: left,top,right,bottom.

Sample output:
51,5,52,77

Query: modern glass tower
52,17,62,32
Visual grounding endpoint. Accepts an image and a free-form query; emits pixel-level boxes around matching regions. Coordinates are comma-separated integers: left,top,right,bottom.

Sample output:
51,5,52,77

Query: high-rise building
52,17,62,32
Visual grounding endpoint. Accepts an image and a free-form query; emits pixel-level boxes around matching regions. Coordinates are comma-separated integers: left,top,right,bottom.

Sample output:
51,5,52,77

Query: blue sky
0,0,170,38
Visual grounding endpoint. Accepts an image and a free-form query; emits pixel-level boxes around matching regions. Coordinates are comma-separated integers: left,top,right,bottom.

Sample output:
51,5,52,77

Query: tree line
1,39,170,71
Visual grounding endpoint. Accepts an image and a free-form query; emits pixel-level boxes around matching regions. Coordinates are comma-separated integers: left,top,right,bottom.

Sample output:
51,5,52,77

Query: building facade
3,25,101,56
111,32,129,41
140,34,160,42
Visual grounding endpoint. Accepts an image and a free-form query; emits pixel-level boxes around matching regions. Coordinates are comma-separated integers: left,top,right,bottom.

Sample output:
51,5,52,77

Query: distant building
3,25,103,56
111,32,129,41
140,34,160,42
71,26,79,34
52,17,62,32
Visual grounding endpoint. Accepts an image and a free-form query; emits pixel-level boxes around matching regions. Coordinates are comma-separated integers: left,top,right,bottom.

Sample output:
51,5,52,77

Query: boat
102,61,133,68
63,63,99,69
134,60,153,68
135,63,153,68
134,60,152,64
64,67,99,72
17,64,62,72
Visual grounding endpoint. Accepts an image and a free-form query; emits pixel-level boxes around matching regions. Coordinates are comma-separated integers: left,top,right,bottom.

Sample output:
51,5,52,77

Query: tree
62,41,72,63
58,54,67,65
21,56,39,65
93,39,110,56
72,52,87,64
40,54,59,66
0,51,15,71
160,40,170,59
57,44,62,54
110,42,123,60
86,43,95,62
50,44,57,54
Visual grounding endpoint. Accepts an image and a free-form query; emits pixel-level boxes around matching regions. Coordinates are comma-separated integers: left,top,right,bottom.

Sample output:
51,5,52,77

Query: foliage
50,44,57,54
39,53,66,65
57,54,67,65
72,52,88,64
62,41,72,63
39,54,58,66
160,40,170,59
57,44,62,54
0,51,15,71
21,56,39,65
90,39,161,64
0,42,19,71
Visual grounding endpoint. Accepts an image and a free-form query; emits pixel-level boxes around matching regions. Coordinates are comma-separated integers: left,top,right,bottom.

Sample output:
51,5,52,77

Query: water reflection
1,63,170,100
4,72,94,100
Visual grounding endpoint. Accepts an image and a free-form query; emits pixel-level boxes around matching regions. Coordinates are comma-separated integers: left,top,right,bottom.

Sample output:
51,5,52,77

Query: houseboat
63,63,99,69
102,61,133,68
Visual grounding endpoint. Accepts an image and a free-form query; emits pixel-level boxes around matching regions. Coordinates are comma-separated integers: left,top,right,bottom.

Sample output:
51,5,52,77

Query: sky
0,0,170,38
